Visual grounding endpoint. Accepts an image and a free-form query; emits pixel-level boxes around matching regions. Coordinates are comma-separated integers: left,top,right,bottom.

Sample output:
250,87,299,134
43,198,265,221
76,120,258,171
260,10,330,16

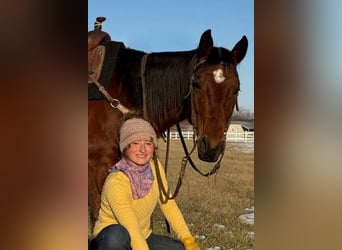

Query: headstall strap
188,56,207,130
193,57,207,72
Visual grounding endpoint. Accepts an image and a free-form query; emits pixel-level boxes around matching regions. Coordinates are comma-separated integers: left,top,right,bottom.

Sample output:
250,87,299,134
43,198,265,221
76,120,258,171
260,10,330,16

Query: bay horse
88,27,248,231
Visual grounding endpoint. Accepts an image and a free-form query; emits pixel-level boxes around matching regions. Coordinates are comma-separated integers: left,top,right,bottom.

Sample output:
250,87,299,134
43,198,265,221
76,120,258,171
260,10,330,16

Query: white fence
168,131,254,143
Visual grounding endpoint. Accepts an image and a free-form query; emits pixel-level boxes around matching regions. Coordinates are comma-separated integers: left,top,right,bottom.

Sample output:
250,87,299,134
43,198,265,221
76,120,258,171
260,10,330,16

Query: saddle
88,29,111,84
88,29,111,52
88,17,125,100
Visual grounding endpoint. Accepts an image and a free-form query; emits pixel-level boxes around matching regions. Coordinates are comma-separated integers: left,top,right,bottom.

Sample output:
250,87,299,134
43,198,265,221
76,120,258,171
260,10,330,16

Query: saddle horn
94,16,106,30
88,17,111,51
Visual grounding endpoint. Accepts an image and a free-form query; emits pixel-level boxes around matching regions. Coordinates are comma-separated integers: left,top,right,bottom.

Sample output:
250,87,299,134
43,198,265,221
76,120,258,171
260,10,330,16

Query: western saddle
88,17,111,83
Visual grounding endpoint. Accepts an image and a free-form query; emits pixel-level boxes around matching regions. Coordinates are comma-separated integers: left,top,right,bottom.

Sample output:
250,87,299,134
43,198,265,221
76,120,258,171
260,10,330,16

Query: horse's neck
109,48,145,109
115,48,196,134
145,51,196,134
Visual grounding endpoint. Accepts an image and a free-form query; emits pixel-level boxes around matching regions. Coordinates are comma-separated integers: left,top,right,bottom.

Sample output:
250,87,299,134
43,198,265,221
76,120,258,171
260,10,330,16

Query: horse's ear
231,35,248,65
198,29,213,58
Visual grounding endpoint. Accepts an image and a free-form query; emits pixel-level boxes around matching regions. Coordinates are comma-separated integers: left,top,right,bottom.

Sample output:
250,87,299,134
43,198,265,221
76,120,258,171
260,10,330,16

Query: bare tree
231,107,254,121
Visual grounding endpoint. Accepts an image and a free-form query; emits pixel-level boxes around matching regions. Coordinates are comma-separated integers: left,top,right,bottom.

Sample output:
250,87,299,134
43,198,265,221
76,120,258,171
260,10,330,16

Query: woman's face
125,140,154,166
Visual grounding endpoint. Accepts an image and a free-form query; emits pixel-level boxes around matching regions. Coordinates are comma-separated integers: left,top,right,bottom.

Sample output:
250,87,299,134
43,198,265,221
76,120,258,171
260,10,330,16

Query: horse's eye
192,81,201,90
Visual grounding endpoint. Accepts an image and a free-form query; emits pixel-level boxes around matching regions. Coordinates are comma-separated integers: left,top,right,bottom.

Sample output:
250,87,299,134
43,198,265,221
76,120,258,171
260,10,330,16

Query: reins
176,123,225,177
153,151,187,205
153,122,225,206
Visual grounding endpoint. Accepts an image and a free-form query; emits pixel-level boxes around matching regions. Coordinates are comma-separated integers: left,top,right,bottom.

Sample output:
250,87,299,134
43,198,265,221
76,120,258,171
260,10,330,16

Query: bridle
157,54,240,203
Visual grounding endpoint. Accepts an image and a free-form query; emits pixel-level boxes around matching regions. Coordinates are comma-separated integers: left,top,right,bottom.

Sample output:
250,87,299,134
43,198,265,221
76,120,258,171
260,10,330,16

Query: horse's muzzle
197,137,225,162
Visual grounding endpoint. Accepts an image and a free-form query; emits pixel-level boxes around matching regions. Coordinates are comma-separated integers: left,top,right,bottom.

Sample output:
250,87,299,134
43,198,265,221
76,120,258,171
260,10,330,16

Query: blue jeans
90,224,185,250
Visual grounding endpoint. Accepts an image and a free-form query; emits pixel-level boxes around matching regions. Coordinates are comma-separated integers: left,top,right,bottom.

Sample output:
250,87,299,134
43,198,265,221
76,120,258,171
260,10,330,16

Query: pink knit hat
119,118,157,152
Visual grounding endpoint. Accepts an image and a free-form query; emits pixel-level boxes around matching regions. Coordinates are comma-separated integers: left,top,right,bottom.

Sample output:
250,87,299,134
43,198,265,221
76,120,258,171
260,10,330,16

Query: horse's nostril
197,137,209,152
197,137,225,162
202,138,208,148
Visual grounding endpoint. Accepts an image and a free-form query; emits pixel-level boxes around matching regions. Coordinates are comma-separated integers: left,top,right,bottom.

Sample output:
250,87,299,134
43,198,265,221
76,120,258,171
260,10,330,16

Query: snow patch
213,223,225,229
206,246,221,250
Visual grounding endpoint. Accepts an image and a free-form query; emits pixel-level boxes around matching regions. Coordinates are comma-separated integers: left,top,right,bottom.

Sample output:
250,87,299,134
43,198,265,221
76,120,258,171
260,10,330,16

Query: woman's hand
182,236,201,250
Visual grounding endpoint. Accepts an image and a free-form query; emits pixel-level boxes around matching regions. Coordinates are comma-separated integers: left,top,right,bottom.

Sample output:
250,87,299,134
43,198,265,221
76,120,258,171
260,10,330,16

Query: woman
90,115,200,250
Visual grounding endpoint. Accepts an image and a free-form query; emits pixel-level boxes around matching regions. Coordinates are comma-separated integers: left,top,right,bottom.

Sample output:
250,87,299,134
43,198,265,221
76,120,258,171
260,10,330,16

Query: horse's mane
143,51,196,131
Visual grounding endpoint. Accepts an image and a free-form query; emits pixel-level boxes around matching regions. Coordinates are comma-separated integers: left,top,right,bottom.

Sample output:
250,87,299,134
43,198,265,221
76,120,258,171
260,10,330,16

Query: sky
88,0,254,112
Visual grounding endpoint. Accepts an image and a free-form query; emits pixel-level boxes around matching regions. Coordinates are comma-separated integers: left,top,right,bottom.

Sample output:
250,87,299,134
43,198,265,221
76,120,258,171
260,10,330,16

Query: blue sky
88,0,254,112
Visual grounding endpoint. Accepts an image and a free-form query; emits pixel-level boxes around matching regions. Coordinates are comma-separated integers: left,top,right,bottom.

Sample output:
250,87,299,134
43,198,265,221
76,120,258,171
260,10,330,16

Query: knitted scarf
108,157,154,199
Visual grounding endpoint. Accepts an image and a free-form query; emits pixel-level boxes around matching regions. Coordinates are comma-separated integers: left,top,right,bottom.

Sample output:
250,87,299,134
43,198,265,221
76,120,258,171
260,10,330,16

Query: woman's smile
126,140,154,165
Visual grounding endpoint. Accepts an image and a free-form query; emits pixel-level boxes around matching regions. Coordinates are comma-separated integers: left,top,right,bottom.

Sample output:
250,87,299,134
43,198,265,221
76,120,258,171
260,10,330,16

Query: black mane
116,48,197,133
144,51,196,131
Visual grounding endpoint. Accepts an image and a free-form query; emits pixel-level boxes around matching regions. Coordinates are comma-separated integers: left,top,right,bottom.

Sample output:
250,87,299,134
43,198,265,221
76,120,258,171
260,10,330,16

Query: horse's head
191,30,248,162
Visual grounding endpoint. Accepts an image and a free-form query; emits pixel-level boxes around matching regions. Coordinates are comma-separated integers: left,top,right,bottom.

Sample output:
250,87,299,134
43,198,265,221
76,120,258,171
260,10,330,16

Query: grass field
153,139,254,250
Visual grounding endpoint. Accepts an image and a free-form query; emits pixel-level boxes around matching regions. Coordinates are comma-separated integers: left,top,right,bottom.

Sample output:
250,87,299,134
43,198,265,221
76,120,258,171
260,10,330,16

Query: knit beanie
119,118,157,152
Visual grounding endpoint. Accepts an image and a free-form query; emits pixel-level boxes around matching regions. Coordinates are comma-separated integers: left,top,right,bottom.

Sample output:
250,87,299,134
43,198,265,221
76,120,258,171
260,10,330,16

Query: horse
88,27,248,231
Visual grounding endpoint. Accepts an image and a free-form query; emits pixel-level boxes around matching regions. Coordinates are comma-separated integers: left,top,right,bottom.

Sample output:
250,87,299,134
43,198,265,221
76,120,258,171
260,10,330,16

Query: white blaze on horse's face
213,68,226,84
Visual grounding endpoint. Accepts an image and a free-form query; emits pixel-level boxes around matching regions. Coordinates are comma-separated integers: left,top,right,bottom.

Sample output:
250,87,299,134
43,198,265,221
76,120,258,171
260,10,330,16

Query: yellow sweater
92,158,192,250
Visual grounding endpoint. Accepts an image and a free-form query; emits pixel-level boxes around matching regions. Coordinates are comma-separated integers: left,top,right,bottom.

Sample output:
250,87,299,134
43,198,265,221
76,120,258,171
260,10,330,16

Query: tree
231,107,254,121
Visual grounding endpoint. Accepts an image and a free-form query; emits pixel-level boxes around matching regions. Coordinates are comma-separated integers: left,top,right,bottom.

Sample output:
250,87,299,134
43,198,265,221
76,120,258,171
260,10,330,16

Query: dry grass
153,139,254,249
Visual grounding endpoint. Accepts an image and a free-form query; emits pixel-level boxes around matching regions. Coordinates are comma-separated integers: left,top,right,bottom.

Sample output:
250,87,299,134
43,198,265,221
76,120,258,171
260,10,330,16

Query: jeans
90,224,185,250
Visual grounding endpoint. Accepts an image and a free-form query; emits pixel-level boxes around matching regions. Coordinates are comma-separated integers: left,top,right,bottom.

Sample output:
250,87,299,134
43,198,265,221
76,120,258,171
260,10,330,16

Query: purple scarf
108,157,154,199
